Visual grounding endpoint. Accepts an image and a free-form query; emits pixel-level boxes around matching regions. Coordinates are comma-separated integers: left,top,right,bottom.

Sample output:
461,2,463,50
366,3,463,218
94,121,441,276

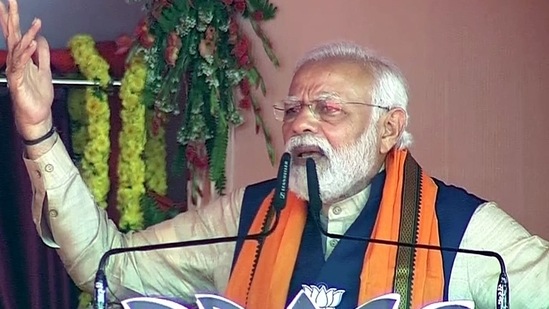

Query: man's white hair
294,41,413,149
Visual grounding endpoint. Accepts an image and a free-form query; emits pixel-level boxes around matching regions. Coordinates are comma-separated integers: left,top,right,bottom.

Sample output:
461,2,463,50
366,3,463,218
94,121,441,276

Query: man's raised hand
0,0,54,142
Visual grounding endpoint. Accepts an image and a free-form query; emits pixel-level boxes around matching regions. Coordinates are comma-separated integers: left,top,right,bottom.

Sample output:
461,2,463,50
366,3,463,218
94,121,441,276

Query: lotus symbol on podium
301,284,345,309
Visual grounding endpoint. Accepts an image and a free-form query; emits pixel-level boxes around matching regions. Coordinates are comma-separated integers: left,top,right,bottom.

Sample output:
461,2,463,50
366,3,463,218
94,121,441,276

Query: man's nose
288,104,320,135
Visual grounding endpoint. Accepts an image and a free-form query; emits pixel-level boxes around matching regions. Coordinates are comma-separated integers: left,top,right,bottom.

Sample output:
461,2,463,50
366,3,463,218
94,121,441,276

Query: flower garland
140,109,177,227
67,88,87,159
144,109,168,196
117,53,148,231
132,0,279,200
68,34,111,209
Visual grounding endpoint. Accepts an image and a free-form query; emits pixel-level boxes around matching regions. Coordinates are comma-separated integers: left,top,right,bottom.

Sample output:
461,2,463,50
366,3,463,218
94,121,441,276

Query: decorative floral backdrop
0,0,279,306
135,0,279,202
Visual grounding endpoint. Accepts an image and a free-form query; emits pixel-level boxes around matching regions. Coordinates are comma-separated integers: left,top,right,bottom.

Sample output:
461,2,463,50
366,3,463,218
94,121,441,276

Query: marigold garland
117,53,148,231
68,34,111,209
67,88,88,158
140,109,173,228
62,0,279,304
144,109,168,196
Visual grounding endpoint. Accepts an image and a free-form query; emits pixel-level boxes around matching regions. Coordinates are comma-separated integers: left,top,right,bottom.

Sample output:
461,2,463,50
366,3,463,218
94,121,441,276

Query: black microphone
305,158,510,309
93,153,292,309
273,152,291,212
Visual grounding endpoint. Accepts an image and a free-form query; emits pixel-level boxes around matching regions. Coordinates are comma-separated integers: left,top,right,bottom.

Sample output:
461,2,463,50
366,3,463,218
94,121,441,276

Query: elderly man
1,0,548,308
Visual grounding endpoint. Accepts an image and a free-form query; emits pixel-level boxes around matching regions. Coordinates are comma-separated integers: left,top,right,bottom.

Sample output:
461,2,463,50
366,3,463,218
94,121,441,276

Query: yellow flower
87,124,103,141
147,177,168,195
127,139,146,155
83,147,101,163
69,34,111,210
71,128,88,155
91,175,110,197
143,109,167,196
93,133,110,154
116,53,149,231
121,93,140,109
86,96,108,117
68,89,86,122
94,161,108,178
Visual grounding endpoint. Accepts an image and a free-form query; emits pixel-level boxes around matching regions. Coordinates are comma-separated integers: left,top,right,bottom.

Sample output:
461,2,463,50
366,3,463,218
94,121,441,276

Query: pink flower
139,33,155,49
167,32,182,49
234,0,246,13
252,11,264,21
185,145,198,162
115,35,133,55
151,0,172,20
232,36,249,58
165,46,179,66
239,78,250,96
135,19,155,48
229,18,239,35
239,96,252,109
238,54,249,67
151,111,165,136
194,156,208,170
186,144,209,170
134,18,148,37
165,32,182,65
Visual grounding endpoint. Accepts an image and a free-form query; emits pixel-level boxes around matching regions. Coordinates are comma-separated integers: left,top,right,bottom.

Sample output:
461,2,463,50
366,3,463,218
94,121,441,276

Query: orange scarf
226,149,444,308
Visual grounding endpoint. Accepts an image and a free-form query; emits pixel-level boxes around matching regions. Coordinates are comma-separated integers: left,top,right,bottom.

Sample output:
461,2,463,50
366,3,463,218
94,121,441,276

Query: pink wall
229,0,549,238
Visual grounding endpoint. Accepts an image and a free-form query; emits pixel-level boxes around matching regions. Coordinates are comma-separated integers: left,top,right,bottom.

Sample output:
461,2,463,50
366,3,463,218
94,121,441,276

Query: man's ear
379,108,406,154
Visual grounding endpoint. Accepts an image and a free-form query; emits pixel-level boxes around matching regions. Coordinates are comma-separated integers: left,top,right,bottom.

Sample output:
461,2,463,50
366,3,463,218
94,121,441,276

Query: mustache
285,135,332,155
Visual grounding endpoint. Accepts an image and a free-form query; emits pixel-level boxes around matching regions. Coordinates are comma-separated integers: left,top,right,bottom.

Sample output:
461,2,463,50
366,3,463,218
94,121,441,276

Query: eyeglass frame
272,95,391,123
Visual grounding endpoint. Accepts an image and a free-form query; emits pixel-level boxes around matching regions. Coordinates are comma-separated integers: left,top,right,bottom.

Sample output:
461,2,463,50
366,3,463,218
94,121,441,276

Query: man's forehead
288,60,373,99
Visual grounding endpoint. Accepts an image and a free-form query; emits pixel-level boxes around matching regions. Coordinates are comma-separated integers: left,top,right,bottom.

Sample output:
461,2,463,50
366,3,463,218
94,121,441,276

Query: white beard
285,124,380,204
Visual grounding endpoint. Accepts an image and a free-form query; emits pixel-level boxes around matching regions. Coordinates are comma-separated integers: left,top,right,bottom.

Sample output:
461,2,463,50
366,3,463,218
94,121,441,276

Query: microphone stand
305,158,510,309
93,214,281,309
317,228,509,309
94,152,293,309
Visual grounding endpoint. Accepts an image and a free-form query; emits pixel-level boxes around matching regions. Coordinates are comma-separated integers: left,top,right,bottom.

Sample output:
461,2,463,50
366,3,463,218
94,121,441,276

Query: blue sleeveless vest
231,171,485,307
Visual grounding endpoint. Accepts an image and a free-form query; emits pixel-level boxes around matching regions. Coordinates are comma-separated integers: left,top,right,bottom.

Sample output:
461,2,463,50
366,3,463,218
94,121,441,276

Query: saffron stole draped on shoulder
226,149,444,309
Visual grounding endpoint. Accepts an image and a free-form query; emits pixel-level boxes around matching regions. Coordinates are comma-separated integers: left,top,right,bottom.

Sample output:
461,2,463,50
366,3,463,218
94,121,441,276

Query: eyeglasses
273,97,390,123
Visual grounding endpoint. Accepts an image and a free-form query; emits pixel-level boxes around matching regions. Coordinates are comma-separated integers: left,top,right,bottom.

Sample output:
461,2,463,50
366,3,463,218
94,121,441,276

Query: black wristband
22,126,56,146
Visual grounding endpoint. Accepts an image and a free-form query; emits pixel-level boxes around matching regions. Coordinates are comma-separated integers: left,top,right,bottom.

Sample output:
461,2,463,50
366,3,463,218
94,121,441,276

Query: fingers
1,0,40,54
3,0,42,76
18,17,39,53
0,2,8,40
10,38,35,69
7,0,20,34
7,18,40,75
6,0,21,51
1,0,49,84
36,35,51,75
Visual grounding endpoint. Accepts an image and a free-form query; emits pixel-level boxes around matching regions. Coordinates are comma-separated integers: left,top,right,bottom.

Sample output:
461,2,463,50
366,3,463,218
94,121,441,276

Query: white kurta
23,137,549,308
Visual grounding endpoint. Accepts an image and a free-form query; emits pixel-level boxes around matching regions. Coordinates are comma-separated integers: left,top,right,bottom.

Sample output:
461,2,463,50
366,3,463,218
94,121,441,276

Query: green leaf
138,0,280,198
157,15,172,34
248,19,280,67
247,68,259,88
141,194,182,228
173,0,189,12
208,123,228,194
266,141,276,165
248,67,267,95
246,0,278,20
209,87,219,117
